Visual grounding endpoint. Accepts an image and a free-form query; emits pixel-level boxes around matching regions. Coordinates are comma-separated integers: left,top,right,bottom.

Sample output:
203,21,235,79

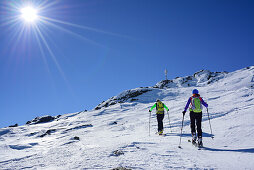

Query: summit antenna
165,69,168,80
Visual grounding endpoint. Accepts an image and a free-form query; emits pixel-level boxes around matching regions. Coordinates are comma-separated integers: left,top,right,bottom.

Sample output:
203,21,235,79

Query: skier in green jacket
149,99,169,135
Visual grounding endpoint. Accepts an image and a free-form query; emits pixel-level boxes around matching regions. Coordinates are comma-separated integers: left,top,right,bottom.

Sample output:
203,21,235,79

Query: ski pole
178,113,185,148
167,111,172,132
207,108,214,139
149,111,151,136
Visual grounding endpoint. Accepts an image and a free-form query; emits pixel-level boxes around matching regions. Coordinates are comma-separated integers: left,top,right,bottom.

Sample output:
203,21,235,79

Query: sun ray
5,22,23,44
39,18,107,48
0,16,20,27
33,25,51,75
38,0,58,11
6,23,27,59
40,16,132,39
34,24,68,83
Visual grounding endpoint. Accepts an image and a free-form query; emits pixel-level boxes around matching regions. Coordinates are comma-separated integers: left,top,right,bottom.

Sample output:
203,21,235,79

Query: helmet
192,89,199,94
156,99,160,102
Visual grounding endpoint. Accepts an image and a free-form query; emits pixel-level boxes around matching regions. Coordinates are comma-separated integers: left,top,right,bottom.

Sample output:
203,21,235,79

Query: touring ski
188,139,203,149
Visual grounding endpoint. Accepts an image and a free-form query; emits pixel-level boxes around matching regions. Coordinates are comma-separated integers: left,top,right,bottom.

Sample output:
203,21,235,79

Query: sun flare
20,6,38,23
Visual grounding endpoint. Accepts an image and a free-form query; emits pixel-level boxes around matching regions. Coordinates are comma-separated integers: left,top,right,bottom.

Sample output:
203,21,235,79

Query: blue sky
0,0,253,128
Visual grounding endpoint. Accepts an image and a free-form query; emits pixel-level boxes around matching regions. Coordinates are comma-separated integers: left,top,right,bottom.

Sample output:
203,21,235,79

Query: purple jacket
184,96,208,112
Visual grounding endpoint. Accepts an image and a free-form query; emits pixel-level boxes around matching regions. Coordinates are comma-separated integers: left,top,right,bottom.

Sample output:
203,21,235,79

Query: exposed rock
9,123,18,127
63,124,93,133
56,115,61,118
109,121,118,125
155,79,174,89
26,115,55,125
40,129,56,137
112,150,124,156
95,88,151,110
73,136,80,140
26,132,38,137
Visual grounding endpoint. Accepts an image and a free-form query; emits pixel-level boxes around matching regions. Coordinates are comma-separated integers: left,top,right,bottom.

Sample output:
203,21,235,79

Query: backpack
156,101,164,114
190,97,203,113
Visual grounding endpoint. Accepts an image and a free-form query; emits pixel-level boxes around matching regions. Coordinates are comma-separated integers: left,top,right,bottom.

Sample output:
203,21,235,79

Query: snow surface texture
1,66,254,169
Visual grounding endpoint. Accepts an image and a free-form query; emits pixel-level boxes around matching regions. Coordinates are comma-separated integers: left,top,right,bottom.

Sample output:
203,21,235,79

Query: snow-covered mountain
1,66,254,169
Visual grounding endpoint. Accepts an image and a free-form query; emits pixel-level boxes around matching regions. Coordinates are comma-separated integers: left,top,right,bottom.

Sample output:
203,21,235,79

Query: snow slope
0,66,254,169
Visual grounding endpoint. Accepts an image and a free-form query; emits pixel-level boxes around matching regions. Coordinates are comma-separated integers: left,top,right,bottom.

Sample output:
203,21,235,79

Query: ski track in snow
1,67,254,169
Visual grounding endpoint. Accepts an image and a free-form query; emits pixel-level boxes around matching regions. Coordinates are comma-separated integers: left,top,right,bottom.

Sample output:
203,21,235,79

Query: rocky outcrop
95,88,151,110
26,115,61,125
8,124,18,127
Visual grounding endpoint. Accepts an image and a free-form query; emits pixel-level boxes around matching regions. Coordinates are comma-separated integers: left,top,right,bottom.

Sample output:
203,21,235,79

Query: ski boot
192,133,197,145
158,130,164,135
197,137,203,148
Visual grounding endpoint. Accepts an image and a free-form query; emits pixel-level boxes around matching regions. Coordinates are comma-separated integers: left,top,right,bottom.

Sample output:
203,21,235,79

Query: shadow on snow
164,132,214,138
202,147,254,153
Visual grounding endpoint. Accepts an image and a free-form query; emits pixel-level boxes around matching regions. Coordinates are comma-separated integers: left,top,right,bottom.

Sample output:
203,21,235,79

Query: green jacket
150,101,169,114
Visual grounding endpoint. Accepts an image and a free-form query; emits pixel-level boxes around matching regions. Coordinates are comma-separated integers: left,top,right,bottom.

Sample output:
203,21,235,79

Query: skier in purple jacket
182,89,208,147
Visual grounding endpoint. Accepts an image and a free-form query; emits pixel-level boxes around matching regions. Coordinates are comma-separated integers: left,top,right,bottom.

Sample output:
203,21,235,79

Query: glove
182,110,186,116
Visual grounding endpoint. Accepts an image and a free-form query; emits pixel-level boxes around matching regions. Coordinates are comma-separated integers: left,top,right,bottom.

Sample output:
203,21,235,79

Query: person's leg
196,112,203,138
190,111,196,136
190,111,197,143
157,114,164,133
196,112,203,146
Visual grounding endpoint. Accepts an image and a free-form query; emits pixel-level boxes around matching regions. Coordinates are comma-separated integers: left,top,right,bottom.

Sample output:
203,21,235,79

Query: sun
20,6,38,23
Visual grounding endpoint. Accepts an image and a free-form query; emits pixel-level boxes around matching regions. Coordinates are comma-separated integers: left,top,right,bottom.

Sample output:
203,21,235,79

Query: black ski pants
190,111,202,138
157,113,164,132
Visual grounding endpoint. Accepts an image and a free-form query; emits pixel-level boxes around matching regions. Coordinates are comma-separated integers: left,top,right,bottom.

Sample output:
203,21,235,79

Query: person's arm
200,97,208,108
163,104,169,111
184,97,192,112
149,103,157,112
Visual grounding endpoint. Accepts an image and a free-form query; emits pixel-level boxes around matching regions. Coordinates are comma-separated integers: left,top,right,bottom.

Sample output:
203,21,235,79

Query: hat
192,89,199,94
